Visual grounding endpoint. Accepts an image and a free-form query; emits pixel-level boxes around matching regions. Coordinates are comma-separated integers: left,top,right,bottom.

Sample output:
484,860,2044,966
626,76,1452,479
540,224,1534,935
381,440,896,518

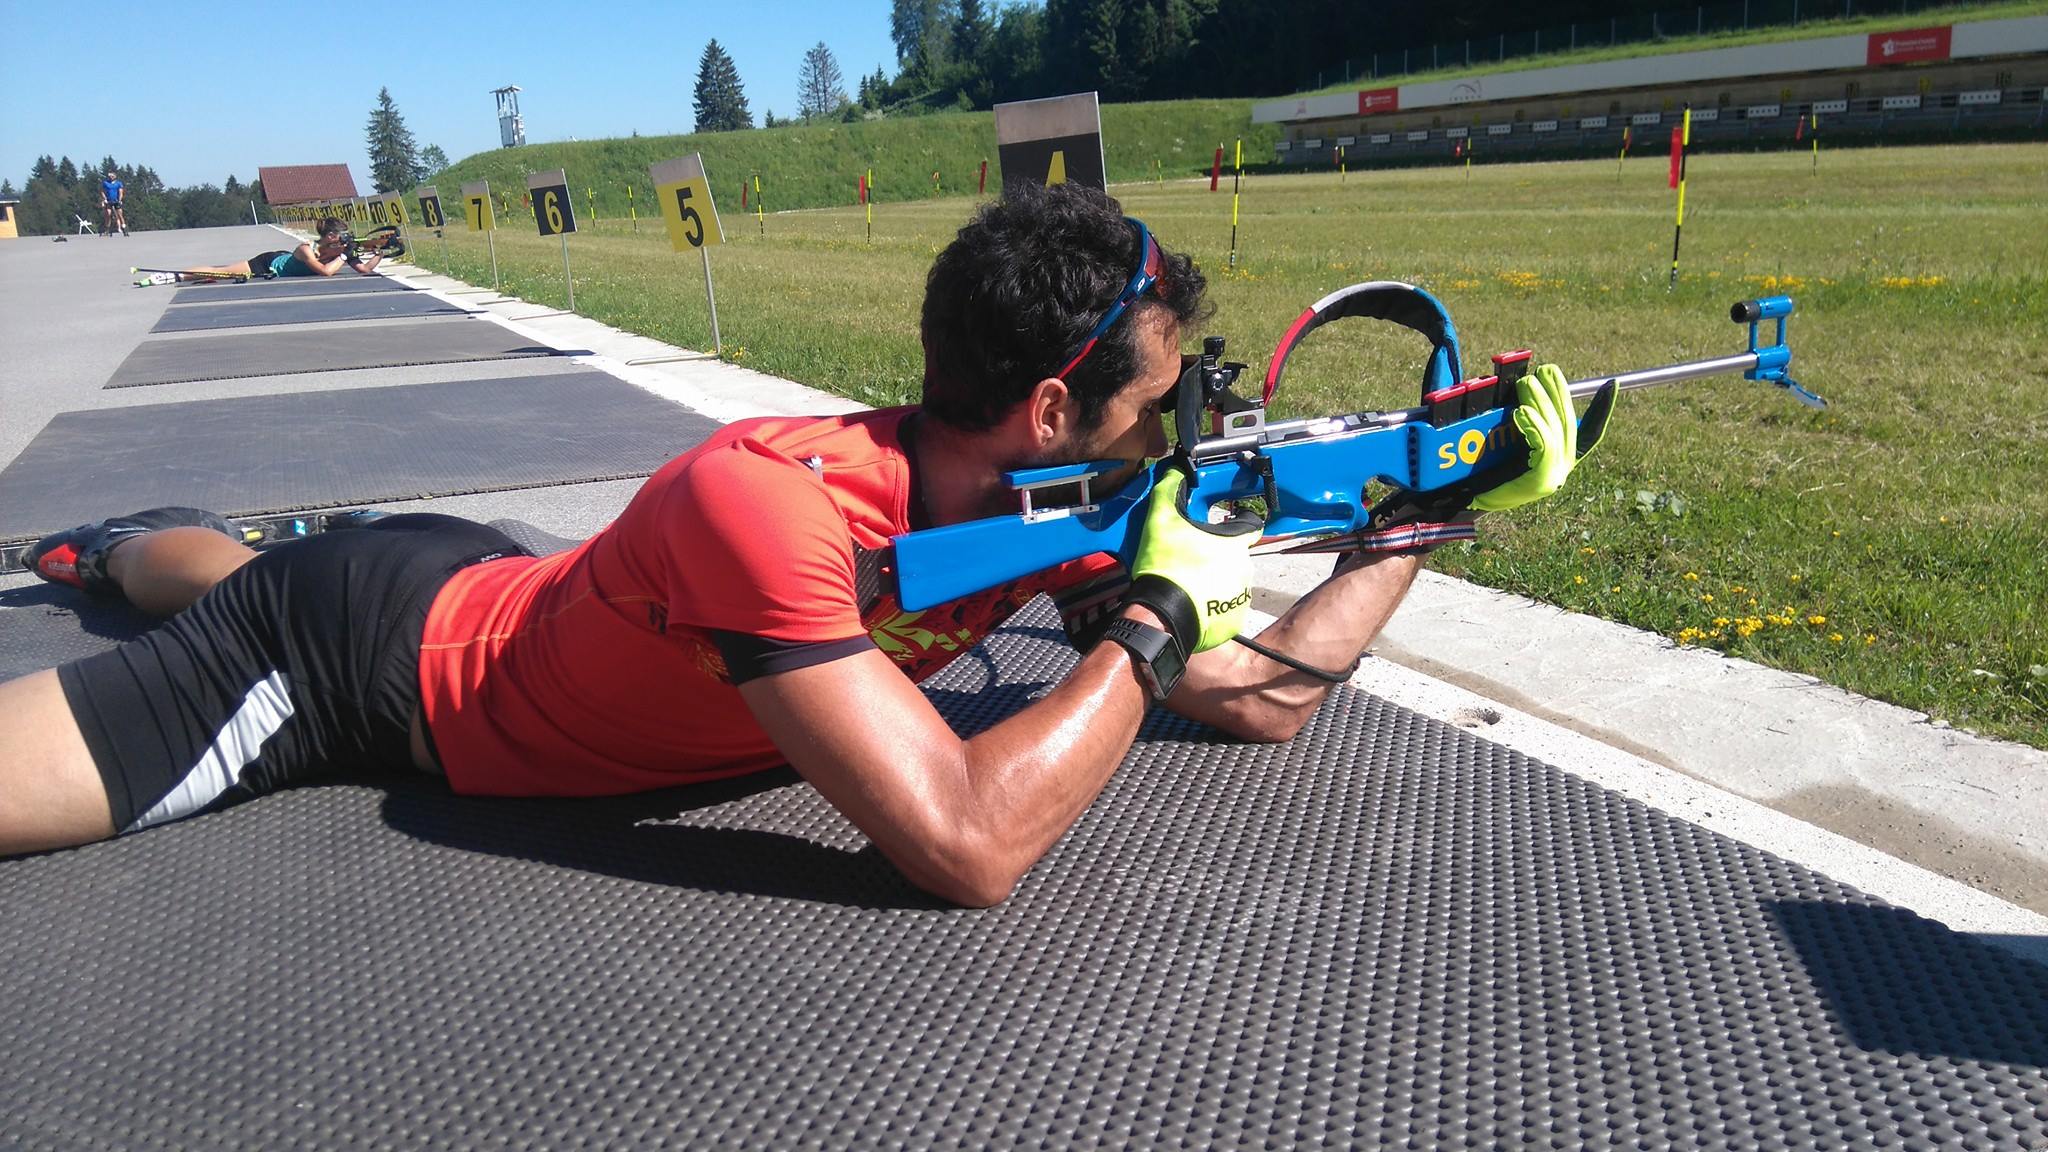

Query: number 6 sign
526,169,577,237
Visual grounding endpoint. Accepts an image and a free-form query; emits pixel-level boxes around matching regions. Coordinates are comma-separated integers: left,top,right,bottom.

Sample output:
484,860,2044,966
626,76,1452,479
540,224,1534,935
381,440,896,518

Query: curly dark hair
920,182,1208,434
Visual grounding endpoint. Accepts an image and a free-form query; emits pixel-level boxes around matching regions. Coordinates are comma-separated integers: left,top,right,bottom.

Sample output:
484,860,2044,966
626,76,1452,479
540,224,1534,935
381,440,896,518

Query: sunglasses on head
1052,217,1164,382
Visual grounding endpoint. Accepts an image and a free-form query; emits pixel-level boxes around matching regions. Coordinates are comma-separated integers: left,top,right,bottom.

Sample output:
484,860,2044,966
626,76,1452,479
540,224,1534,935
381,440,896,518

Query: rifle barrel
1566,351,1758,399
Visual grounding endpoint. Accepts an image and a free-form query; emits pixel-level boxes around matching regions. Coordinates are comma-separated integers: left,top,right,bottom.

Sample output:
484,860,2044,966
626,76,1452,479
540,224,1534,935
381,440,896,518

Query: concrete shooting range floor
0,225,2042,1149
104,319,572,388
165,272,416,303
149,288,471,332
0,371,717,540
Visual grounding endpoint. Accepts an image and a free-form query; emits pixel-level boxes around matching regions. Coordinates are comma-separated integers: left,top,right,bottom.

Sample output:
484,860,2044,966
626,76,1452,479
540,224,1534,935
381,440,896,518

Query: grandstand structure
1253,14,2048,164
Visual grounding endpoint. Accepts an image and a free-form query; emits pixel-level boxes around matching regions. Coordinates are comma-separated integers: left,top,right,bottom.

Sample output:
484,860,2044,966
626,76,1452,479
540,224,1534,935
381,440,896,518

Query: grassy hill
423,100,1284,220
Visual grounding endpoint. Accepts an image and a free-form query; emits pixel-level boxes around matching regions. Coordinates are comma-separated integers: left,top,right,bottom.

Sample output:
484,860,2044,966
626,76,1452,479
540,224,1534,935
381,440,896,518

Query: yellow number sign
656,178,721,250
461,181,495,232
418,193,444,228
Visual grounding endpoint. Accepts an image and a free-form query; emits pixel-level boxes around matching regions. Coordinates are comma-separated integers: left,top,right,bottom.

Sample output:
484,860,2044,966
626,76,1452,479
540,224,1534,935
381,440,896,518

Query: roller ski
10,507,393,581
131,267,250,287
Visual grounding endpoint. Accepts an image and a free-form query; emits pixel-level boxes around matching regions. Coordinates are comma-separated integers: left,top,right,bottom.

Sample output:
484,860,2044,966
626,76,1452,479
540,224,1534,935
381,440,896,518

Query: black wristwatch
1099,616,1188,702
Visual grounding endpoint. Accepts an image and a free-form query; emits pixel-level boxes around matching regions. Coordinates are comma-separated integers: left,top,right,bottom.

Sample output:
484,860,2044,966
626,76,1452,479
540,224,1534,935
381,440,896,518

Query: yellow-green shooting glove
1469,362,1614,512
1126,463,1261,656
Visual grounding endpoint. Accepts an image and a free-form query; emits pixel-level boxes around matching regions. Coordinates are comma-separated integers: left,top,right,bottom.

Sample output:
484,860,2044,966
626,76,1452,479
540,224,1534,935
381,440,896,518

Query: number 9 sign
650,154,724,252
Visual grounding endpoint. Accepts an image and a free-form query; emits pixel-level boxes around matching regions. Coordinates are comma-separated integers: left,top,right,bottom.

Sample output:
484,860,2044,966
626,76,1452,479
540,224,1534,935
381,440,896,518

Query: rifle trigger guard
1242,451,1279,514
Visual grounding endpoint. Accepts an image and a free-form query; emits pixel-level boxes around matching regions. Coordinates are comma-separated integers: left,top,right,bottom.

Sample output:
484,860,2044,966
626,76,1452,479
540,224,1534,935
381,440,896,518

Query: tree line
6,86,452,237
684,0,1678,131
3,157,263,236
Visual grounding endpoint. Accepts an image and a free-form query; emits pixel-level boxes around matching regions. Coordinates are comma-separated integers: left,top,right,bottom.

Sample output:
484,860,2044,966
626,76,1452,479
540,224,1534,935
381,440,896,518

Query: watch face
1104,618,1183,702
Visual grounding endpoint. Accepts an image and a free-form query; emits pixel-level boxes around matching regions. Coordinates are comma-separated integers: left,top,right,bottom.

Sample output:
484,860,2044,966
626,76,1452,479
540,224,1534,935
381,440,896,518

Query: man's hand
1470,363,1614,512
1127,464,1260,655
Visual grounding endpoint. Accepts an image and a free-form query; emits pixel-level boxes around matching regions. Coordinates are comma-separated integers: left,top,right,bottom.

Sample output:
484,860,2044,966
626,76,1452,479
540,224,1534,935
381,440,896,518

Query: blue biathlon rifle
892,281,1823,612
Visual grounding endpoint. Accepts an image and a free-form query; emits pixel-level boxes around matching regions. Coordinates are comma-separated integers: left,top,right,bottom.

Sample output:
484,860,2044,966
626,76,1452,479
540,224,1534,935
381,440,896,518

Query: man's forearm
952,606,1159,897
1168,552,1422,740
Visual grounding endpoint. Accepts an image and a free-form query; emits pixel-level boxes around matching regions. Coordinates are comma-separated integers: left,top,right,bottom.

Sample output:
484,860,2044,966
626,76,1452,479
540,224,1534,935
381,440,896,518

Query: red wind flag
1668,126,1684,188
1795,114,1806,142
977,160,988,195
1623,124,1632,150
741,182,748,209
1210,146,1223,191
858,174,867,204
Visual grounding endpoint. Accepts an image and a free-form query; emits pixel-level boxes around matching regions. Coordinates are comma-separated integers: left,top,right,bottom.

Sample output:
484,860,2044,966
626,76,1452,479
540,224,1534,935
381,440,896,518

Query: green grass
405,141,2048,748
1301,0,2048,96
422,100,1281,221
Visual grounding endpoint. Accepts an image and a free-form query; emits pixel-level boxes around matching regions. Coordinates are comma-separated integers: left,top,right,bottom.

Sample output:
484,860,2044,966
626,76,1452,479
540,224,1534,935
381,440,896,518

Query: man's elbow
893,826,1024,909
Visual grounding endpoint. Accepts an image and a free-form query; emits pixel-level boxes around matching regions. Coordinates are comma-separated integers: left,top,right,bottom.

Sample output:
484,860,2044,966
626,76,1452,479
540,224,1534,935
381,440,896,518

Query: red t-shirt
418,407,1125,797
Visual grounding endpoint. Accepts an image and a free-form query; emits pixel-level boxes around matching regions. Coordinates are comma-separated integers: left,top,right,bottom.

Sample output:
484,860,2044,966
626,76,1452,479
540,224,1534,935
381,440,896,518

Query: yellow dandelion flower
1580,546,1597,555
1701,593,1714,604
1789,574,1801,583
1829,633,1844,643
1610,585,1621,593
1713,617,1730,627
1864,634,1876,645
1830,531,1840,538
1808,614,1827,626
1574,575,1586,585
1683,572,1700,581
1731,585,1746,594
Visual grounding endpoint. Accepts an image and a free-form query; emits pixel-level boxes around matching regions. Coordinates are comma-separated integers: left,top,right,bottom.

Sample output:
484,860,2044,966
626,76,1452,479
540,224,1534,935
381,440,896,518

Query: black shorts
248,250,288,277
57,515,526,834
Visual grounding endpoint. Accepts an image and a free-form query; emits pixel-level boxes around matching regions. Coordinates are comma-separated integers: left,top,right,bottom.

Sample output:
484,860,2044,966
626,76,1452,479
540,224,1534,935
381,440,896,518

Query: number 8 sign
526,169,577,237
650,154,724,252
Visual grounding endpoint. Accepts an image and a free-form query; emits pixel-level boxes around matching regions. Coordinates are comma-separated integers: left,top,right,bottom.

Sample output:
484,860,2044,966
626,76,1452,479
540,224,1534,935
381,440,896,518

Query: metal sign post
527,168,579,312
650,153,728,358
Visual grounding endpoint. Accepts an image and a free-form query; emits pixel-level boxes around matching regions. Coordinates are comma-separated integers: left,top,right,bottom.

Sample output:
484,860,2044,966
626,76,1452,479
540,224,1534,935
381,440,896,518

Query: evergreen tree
952,0,989,62
225,174,242,194
692,39,754,132
797,42,848,121
365,87,421,193
57,157,78,187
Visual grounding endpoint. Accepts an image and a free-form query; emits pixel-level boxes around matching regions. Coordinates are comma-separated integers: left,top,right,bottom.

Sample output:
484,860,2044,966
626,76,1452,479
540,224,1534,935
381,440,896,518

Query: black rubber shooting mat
2,591,2045,1150
0,375,718,542
167,275,412,304
149,291,469,332
104,319,565,388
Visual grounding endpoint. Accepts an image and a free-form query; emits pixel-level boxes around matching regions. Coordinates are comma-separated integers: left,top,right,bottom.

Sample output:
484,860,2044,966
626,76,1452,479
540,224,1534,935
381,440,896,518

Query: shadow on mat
0,583,159,642
1769,900,2048,1068
377,771,948,911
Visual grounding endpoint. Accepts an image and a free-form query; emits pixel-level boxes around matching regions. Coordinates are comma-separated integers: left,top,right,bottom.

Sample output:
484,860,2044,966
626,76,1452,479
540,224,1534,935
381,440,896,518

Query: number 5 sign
651,154,724,251
650,153,727,355
526,169,577,237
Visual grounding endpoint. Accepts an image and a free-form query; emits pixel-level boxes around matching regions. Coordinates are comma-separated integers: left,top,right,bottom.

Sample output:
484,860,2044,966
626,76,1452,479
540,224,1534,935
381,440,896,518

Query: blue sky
1,0,901,190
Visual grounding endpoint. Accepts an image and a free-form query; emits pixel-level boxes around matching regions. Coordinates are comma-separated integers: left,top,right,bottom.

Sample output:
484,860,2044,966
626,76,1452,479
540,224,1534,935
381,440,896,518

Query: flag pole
1668,107,1692,292
1227,139,1243,270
